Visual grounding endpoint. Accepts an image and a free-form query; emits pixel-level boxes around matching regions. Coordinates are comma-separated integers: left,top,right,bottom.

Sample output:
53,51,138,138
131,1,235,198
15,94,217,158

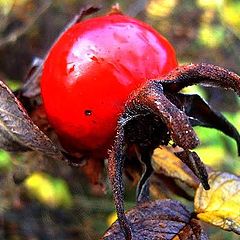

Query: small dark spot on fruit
85,110,92,116
91,56,99,62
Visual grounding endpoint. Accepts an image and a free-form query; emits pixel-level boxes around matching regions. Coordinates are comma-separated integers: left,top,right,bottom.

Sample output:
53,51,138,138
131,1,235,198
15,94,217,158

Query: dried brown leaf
151,174,194,201
102,199,208,240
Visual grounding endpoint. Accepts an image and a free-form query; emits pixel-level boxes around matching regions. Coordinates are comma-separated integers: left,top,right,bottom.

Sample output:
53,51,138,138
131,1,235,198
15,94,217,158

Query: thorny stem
162,63,240,96
108,128,132,240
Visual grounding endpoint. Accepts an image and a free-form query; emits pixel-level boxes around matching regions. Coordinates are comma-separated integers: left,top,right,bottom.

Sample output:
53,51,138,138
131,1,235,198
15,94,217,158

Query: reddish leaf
0,79,62,159
102,200,208,240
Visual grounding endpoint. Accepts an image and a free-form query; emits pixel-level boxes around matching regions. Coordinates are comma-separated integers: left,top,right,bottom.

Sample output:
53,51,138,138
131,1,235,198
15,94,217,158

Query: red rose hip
40,14,178,158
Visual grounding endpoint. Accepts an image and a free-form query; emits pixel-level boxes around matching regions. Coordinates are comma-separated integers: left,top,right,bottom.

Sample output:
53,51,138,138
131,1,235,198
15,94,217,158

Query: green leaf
0,150,12,170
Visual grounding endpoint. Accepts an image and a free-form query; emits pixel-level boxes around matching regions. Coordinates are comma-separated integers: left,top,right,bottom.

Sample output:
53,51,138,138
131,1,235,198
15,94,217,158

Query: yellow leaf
24,172,56,207
147,0,178,17
198,24,225,48
0,0,14,15
0,0,28,15
220,1,240,37
194,171,240,234
196,0,223,9
24,172,72,208
152,147,199,188
107,212,118,226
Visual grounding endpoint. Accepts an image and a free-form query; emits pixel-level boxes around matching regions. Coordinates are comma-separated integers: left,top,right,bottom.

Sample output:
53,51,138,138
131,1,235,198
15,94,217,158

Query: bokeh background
0,0,240,239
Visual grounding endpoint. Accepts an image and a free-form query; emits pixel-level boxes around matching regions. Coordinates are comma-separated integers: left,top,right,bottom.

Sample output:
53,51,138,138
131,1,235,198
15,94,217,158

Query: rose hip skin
40,14,177,158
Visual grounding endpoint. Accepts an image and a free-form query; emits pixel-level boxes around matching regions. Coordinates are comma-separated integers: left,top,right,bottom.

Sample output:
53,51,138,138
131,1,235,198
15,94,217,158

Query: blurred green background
0,0,240,239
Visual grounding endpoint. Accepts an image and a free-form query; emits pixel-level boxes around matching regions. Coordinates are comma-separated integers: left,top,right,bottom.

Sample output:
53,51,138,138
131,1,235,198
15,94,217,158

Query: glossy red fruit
40,14,178,158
